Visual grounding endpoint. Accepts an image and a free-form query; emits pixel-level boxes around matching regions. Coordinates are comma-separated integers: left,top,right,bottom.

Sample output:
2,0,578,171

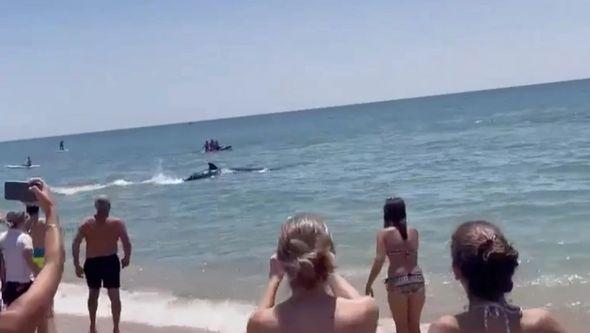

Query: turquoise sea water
1,79,589,331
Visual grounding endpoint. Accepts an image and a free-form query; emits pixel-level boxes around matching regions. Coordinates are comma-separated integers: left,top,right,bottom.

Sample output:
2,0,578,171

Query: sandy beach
53,314,430,333
53,312,588,333
55,314,210,333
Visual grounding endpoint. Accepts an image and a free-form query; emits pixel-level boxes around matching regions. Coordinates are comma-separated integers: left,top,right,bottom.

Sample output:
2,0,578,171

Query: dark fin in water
208,163,219,171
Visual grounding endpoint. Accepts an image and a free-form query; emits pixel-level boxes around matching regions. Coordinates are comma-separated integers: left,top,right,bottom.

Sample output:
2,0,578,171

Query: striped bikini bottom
385,272,425,295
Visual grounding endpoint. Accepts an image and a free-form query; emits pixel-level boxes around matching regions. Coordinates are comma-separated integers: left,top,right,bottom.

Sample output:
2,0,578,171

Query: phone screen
4,182,37,203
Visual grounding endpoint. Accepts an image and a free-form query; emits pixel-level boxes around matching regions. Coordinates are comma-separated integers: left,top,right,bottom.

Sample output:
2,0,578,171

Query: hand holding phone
28,178,55,214
4,181,37,204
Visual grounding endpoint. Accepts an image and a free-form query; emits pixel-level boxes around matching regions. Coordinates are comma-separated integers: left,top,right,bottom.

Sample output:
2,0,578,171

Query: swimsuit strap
469,301,522,333
388,248,415,256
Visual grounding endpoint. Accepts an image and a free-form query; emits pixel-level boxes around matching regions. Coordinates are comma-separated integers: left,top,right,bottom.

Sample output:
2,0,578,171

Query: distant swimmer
25,156,32,167
184,163,221,181
59,140,65,151
212,140,220,151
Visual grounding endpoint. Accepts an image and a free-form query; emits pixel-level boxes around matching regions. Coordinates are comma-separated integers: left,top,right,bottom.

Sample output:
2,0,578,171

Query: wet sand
55,314,210,333
55,311,585,332
54,314,427,333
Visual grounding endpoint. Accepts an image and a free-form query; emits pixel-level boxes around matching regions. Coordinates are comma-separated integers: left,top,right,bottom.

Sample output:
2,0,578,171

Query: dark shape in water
184,163,221,181
183,163,267,182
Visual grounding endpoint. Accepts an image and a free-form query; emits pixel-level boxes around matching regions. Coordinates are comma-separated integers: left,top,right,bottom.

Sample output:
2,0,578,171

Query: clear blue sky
2,1,590,141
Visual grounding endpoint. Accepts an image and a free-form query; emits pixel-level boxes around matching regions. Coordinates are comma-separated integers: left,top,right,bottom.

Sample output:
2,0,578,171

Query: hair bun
452,221,520,300
295,255,318,289
277,214,335,289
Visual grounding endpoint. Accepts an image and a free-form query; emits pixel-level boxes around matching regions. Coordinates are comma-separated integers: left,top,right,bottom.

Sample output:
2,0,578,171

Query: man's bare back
80,216,125,259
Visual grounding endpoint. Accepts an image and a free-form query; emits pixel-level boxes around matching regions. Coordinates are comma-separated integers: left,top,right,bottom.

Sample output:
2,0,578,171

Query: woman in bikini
365,197,425,333
428,220,564,333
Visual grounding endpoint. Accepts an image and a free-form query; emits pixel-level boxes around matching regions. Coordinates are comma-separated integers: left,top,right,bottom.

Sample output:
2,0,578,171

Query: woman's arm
258,276,282,309
257,255,284,309
0,179,64,333
365,232,386,296
328,272,362,299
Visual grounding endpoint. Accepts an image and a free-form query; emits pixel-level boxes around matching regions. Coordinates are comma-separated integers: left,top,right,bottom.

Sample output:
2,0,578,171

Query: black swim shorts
3,281,33,307
84,254,121,289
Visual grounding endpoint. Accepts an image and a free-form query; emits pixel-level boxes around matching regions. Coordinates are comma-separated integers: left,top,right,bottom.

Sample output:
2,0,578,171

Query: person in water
72,196,132,333
25,156,32,167
59,141,64,151
365,197,425,333
428,221,565,333
247,213,378,333
203,140,210,152
209,139,218,151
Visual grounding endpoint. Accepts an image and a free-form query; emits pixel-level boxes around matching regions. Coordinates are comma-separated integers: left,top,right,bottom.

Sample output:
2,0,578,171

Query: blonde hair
276,213,335,289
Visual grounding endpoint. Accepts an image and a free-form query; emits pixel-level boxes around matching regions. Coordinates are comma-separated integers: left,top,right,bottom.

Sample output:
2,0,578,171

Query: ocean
1,79,589,332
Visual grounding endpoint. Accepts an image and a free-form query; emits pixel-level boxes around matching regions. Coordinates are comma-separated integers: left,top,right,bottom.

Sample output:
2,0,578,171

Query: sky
2,1,590,141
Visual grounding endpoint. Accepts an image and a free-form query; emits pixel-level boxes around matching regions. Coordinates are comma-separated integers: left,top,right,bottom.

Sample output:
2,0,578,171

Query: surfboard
57,149,69,153
4,164,40,169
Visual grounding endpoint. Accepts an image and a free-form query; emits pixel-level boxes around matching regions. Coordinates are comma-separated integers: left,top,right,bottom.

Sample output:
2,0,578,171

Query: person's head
25,206,40,226
451,221,519,302
94,195,111,217
5,211,28,229
383,197,408,240
276,213,335,290
26,205,39,217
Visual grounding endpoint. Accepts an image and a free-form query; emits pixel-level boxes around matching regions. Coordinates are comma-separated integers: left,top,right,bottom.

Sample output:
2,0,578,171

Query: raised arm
328,272,363,299
257,255,284,309
0,179,65,333
119,220,132,268
365,231,386,296
72,222,86,278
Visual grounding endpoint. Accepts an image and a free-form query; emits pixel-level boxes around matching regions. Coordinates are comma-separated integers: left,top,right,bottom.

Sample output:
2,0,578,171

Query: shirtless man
72,196,132,333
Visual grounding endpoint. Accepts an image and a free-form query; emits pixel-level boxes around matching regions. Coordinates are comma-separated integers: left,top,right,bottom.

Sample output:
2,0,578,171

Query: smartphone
4,181,37,203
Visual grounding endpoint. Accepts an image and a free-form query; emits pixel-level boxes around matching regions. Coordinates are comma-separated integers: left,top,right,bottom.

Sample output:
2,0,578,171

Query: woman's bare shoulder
337,296,379,326
246,308,279,333
428,315,460,333
521,308,565,333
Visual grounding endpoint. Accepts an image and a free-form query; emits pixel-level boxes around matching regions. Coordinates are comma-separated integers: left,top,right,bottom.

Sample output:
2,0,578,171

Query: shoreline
53,278,588,333
55,314,210,333
53,313,429,333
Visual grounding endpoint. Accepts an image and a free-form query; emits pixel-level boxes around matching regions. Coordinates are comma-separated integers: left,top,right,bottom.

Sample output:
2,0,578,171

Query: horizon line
2,76,589,144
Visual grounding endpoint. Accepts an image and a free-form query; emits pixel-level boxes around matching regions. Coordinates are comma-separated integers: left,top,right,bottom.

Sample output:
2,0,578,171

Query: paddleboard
4,164,40,169
57,149,69,153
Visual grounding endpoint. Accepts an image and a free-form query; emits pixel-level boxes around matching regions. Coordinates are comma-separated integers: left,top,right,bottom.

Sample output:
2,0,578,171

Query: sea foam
53,173,183,195
55,283,255,333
